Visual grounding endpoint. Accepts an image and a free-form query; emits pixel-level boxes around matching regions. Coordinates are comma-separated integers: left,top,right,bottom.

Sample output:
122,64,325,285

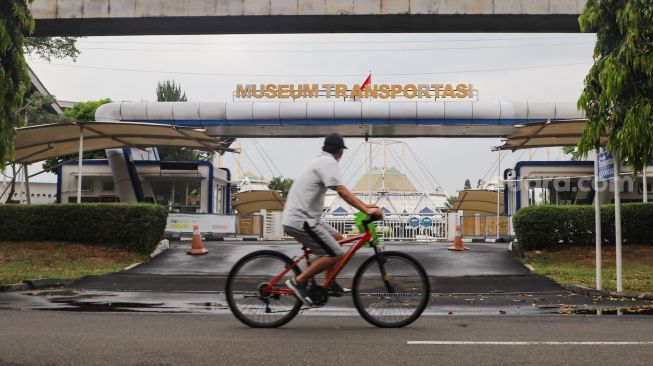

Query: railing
322,214,448,242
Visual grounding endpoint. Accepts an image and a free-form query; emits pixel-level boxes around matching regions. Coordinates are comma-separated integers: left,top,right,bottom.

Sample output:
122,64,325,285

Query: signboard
408,216,420,229
165,213,236,237
235,83,474,100
598,152,615,182
421,217,433,228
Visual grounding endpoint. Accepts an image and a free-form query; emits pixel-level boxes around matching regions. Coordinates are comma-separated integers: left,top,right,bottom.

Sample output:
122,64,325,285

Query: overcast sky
26,33,596,194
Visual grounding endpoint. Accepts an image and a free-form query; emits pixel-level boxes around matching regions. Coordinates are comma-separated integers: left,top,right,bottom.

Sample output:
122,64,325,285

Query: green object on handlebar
354,212,379,247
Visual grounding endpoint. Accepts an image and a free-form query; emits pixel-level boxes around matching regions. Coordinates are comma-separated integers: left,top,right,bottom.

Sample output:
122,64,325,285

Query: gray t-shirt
282,151,343,229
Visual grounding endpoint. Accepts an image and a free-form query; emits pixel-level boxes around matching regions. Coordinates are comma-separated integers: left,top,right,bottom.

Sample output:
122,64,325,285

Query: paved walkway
1,241,651,314
69,241,553,293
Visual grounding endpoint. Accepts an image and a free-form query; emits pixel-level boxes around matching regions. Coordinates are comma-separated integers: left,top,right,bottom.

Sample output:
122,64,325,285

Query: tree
156,80,187,102
155,80,208,161
41,99,112,173
63,98,112,121
23,36,79,61
577,0,653,174
562,146,583,161
268,176,293,197
445,195,458,209
464,179,471,190
1,0,34,169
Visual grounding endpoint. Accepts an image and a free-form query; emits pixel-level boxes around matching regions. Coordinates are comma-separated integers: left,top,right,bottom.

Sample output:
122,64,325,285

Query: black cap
323,133,348,153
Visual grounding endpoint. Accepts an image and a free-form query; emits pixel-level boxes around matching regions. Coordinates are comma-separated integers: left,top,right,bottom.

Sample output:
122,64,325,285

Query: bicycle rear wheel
352,251,430,328
225,250,302,328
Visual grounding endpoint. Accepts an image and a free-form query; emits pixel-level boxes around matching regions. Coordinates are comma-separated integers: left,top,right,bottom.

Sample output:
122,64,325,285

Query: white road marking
407,341,653,345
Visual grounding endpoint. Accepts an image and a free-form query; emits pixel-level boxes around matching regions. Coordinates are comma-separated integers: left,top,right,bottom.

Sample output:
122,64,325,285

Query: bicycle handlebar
361,213,382,231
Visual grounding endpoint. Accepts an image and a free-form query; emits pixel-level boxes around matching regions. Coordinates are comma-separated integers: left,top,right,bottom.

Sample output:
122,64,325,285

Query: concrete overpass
30,0,586,36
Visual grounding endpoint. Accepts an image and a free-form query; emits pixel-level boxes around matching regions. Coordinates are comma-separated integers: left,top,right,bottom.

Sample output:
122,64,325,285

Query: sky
25,33,597,194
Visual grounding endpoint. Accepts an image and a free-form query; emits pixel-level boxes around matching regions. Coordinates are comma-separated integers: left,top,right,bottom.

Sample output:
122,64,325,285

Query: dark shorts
283,221,344,257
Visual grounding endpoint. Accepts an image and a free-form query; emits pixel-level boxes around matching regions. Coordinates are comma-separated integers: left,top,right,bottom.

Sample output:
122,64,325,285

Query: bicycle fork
373,245,395,294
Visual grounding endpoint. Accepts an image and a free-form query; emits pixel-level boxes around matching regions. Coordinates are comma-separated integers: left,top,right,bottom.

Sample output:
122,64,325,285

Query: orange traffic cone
187,224,208,255
448,224,469,251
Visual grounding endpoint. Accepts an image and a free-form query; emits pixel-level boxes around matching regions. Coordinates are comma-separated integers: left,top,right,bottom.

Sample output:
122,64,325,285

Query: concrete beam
29,0,583,36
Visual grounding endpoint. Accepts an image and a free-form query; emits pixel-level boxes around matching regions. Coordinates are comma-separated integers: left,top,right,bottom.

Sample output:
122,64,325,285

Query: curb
0,279,74,293
564,284,653,301
179,237,260,241
462,238,507,243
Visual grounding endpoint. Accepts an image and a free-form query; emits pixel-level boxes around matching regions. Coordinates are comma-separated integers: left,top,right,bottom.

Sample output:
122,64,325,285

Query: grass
0,242,147,286
523,245,653,293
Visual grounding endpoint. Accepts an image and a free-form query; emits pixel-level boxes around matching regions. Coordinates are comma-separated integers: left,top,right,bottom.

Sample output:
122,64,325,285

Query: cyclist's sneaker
285,277,313,306
327,280,351,297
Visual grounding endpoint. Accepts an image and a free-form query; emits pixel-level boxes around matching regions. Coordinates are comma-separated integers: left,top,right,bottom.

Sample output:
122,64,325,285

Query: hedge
513,203,653,250
0,203,168,254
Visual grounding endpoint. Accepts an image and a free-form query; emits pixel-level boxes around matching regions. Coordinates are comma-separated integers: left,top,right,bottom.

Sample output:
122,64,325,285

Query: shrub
513,203,653,250
0,203,168,254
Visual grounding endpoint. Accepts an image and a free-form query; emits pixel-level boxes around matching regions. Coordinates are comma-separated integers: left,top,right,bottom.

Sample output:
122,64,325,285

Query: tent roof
232,190,285,214
12,121,234,164
495,119,606,151
451,189,503,215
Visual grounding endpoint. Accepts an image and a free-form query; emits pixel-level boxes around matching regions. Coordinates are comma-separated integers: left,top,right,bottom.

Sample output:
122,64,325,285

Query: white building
58,159,231,214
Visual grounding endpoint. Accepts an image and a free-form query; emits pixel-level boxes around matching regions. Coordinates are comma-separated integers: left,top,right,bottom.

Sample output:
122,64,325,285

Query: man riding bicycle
283,133,383,306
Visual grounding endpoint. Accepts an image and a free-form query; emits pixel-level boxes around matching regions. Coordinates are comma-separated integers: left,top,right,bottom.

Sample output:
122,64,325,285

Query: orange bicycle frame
263,230,372,295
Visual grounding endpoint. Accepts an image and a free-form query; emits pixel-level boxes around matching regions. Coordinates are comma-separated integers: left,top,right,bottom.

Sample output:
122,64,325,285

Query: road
1,310,652,366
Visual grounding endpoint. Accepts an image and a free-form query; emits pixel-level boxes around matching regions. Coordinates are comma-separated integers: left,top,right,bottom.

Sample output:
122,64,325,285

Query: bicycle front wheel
225,250,302,328
352,251,430,328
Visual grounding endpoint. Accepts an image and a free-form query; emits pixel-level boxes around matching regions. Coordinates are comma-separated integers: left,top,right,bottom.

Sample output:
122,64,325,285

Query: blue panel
123,147,145,202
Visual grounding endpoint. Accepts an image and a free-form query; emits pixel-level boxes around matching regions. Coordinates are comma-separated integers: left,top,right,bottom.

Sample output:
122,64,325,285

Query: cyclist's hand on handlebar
365,207,383,219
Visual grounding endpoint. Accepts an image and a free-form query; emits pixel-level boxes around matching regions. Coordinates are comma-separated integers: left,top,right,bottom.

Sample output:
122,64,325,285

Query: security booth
57,158,235,238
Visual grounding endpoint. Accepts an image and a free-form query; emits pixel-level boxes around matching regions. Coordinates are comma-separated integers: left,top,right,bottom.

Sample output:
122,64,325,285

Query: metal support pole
24,164,31,204
593,150,602,290
613,158,623,292
77,125,84,203
496,150,501,239
643,165,648,203
368,138,372,204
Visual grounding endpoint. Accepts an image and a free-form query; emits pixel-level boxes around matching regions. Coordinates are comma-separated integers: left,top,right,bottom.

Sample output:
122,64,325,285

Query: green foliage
23,36,79,61
42,99,112,172
562,146,583,161
63,98,112,121
464,179,471,190
154,80,208,160
513,203,653,250
1,0,34,169
156,80,187,102
22,92,73,126
0,203,168,254
577,0,653,174
446,195,458,208
268,176,293,197
157,147,209,161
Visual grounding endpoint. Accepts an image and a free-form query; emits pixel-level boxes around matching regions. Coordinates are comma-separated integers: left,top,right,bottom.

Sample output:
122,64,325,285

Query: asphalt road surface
1,310,652,366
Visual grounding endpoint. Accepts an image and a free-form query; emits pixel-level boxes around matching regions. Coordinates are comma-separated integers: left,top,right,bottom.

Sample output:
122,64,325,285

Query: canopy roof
12,121,234,164
451,189,503,215
495,119,606,151
232,190,285,214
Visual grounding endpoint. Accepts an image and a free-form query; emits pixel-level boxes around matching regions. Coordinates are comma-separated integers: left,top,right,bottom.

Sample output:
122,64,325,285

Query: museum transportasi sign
235,83,474,100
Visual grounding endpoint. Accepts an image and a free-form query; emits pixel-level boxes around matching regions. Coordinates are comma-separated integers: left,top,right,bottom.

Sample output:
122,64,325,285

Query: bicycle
225,214,430,328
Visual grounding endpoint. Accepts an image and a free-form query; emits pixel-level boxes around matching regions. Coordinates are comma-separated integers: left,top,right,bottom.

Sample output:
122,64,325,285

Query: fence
460,214,511,239
322,214,448,242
